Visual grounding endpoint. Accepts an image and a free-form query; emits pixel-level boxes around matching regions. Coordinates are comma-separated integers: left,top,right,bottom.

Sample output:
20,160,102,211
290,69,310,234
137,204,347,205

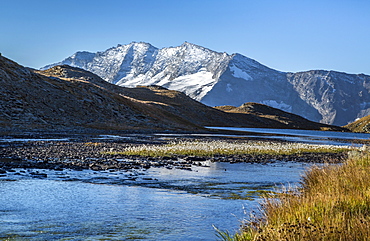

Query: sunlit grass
103,140,352,157
217,148,370,241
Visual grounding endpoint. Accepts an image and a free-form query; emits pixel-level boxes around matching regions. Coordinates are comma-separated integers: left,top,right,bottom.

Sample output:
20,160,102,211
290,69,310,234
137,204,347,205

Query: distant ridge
43,42,370,126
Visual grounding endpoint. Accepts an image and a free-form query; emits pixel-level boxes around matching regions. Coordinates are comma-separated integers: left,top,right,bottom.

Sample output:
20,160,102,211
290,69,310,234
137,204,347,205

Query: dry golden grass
345,115,370,133
220,148,370,241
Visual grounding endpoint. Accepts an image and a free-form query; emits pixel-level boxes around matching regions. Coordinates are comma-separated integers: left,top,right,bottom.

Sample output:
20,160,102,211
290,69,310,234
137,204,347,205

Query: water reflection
0,161,310,240
0,128,340,240
0,179,247,240
207,126,370,146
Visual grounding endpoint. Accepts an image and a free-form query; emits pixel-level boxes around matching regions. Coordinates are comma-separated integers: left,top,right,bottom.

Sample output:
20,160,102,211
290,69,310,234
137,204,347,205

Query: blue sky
1,0,369,74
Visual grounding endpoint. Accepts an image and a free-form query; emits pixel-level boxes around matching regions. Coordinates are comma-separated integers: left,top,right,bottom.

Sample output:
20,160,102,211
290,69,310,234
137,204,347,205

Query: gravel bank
0,137,347,174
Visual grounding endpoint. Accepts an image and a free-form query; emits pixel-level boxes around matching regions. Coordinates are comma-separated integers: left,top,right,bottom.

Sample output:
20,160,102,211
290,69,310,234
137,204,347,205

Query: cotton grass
106,140,352,157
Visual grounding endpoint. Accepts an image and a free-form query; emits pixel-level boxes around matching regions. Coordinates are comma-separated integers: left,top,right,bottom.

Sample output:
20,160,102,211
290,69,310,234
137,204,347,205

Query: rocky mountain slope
44,42,370,126
2,55,345,132
344,115,370,133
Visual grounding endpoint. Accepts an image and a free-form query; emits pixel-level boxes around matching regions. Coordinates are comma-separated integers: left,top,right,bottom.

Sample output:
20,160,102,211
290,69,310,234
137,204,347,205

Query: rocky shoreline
0,137,348,176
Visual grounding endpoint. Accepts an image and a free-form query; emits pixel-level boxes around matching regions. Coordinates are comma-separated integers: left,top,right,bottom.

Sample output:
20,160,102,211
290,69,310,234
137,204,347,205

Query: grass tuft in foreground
218,149,370,241
104,140,352,157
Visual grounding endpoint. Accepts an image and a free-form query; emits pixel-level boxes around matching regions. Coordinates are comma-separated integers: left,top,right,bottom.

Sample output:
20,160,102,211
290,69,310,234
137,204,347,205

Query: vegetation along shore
217,147,370,241
1,134,367,240
0,137,353,173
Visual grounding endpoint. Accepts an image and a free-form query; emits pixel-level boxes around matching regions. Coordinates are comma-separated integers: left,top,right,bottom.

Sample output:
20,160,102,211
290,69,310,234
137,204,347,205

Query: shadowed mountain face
43,42,370,126
1,56,346,132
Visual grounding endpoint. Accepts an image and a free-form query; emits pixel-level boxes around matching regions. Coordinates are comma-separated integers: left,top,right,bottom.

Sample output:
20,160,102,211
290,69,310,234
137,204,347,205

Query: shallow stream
2,127,364,240
0,161,310,240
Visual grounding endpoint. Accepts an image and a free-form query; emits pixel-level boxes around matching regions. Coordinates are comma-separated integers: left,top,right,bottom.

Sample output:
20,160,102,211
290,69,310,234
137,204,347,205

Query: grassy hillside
216,102,347,131
344,115,370,133
1,58,196,131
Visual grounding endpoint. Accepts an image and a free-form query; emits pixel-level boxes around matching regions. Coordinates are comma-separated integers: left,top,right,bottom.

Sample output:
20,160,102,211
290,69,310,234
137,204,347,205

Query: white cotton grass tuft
110,140,354,157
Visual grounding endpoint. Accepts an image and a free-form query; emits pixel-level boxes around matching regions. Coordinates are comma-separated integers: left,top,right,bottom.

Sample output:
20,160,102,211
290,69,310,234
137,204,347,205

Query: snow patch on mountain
165,70,216,100
229,64,252,80
261,100,292,113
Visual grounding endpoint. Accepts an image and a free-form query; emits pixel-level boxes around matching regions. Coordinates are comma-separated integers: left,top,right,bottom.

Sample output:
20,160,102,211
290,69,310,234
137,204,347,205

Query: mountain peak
181,41,192,45
181,41,196,47
116,41,153,47
129,41,155,48
180,42,224,54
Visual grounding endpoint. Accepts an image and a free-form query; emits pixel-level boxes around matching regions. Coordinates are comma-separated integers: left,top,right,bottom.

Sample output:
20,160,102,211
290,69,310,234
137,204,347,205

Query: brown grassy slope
37,65,202,130
0,57,198,131
216,102,347,131
344,115,370,133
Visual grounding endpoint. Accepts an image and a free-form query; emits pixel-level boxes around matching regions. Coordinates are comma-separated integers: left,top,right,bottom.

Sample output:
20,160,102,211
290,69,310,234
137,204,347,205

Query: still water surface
0,161,311,240
207,126,370,146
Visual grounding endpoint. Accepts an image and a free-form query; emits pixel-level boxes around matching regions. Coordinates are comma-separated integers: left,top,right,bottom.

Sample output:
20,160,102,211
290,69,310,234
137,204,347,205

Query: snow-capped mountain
43,42,370,126
44,42,232,101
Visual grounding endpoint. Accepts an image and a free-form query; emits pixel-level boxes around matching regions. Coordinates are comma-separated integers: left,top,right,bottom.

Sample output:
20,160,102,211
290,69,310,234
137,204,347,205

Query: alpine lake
1,127,369,240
